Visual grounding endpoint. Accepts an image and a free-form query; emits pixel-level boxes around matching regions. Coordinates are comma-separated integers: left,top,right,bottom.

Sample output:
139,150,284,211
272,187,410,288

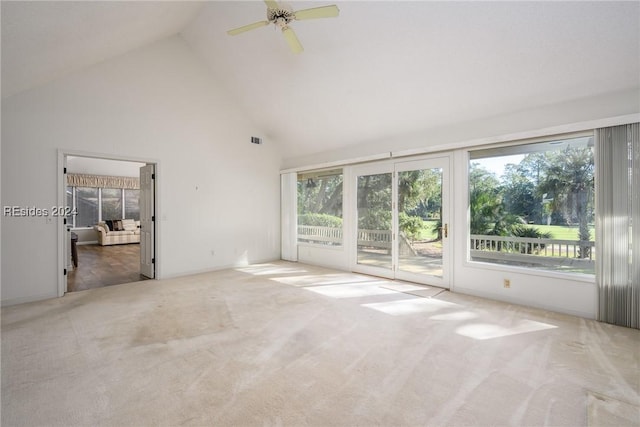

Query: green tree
399,169,441,239
357,174,392,230
516,153,547,223
469,164,507,236
357,170,441,233
502,163,536,223
298,173,343,219
537,146,594,258
469,164,551,250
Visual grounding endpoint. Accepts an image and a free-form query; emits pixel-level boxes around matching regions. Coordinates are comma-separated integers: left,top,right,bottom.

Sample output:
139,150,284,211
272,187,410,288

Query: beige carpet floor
2,261,639,426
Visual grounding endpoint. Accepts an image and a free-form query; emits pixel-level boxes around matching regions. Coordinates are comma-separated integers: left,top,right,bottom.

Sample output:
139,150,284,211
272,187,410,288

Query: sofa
94,219,141,246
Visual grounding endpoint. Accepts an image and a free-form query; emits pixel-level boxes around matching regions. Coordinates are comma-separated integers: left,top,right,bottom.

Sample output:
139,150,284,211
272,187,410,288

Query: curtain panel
66,173,140,190
595,122,640,329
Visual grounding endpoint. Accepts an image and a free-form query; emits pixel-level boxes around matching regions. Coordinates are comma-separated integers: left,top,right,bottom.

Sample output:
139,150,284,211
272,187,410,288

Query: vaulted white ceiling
3,1,639,159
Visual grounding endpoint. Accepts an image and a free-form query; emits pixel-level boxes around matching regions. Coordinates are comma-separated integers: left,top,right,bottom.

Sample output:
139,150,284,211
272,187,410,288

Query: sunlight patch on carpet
305,282,398,298
362,297,461,315
235,264,310,276
271,274,388,288
455,320,557,340
379,283,428,292
430,310,479,321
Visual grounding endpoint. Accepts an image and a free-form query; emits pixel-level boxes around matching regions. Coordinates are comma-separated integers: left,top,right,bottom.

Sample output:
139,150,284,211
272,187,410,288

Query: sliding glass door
353,157,451,287
356,168,394,276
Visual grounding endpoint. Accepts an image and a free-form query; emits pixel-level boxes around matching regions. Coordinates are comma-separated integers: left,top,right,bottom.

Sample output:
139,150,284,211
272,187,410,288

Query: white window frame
464,131,596,281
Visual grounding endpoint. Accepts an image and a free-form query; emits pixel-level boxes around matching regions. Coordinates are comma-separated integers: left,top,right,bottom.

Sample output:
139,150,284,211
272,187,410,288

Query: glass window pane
297,169,343,246
357,172,392,269
469,136,595,275
398,168,443,277
101,188,123,221
125,189,140,220
75,187,99,227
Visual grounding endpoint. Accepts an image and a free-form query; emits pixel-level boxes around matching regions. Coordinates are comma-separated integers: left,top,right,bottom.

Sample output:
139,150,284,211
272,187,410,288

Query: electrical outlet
503,279,511,288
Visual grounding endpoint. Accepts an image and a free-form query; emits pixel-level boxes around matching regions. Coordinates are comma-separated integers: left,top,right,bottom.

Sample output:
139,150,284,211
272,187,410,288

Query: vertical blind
595,122,640,328
281,173,298,262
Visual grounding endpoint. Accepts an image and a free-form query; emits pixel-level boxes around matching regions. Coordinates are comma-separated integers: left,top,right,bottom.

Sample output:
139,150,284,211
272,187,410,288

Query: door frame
350,153,453,288
57,150,160,297
139,164,155,279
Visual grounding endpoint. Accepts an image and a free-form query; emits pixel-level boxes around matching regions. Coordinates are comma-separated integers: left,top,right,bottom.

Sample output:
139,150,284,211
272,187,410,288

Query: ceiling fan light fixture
226,0,340,53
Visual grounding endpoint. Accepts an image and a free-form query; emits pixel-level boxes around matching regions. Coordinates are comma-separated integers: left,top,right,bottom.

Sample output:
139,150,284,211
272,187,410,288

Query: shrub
358,210,391,231
509,225,552,254
298,213,342,228
399,212,424,241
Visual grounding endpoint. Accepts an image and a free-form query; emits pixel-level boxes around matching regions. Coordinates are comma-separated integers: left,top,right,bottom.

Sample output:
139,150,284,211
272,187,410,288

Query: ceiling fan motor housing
268,8,294,28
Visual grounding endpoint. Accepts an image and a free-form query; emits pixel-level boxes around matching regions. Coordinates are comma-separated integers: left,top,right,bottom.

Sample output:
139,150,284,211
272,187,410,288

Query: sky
472,154,525,179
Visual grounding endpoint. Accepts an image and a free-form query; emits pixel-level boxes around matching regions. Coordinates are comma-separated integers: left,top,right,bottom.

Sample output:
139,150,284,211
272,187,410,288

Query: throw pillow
122,219,136,231
105,220,114,231
114,220,123,231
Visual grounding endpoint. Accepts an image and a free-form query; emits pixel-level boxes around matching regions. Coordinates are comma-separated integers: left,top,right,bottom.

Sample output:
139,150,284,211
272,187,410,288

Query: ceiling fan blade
227,20,270,36
264,0,279,10
282,27,303,54
294,5,339,20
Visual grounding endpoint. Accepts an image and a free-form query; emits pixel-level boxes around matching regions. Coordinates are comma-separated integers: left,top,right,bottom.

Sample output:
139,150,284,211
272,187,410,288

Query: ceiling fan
227,1,339,54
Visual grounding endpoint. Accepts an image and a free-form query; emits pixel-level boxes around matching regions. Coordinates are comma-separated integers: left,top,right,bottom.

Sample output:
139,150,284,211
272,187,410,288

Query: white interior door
139,164,155,278
352,156,451,288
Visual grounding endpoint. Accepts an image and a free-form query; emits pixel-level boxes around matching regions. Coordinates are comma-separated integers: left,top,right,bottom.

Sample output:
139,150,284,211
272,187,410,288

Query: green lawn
412,220,594,242
418,219,439,240
531,224,595,240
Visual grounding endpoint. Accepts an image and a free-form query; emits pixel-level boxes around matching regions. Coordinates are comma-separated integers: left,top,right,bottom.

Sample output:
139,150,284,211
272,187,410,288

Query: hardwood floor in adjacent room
67,243,148,292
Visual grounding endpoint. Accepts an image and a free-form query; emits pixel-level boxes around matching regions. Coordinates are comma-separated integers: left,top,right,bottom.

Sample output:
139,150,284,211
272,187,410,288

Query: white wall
282,89,640,170
66,157,146,177
1,36,282,305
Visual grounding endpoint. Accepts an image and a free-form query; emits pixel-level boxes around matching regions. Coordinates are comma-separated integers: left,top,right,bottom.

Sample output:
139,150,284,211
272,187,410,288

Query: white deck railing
357,229,392,249
298,225,393,249
298,226,595,261
470,234,595,270
297,225,342,244
470,234,595,259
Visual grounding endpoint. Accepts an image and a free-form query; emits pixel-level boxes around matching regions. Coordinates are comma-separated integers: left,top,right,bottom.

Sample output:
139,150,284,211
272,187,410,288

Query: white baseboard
1,291,59,307
159,257,281,280
452,285,595,320
76,241,98,246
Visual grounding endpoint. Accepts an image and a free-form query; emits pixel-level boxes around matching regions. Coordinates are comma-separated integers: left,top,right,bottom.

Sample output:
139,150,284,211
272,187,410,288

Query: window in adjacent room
101,188,123,221
75,187,99,227
468,135,595,275
124,189,140,221
297,169,343,246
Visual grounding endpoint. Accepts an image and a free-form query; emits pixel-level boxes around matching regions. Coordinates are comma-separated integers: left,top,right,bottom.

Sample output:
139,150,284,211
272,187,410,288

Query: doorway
351,156,451,288
58,153,157,295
